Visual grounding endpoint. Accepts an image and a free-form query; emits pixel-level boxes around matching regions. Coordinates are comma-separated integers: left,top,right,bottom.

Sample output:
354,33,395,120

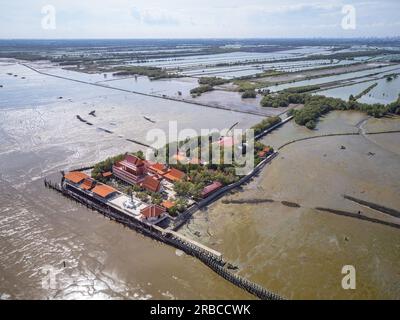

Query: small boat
143,116,156,123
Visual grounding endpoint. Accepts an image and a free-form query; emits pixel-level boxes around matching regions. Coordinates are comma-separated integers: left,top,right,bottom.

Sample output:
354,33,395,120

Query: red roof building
258,146,272,158
112,154,145,185
64,171,89,184
201,181,223,199
80,178,96,191
147,163,168,176
141,175,162,193
91,184,118,199
140,205,165,220
164,168,186,182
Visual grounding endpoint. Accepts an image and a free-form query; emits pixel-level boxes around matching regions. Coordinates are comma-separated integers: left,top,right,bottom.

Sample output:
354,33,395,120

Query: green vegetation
305,119,317,130
198,77,229,86
260,92,304,108
251,116,282,135
168,198,189,217
233,80,267,92
190,77,229,97
91,153,125,181
260,91,400,129
282,85,321,94
190,84,214,96
296,94,400,129
241,90,257,99
351,83,378,100
385,74,398,82
173,165,239,201
111,66,179,80
261,94,288,108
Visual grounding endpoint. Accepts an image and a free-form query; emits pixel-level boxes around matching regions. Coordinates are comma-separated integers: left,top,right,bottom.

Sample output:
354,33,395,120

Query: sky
0,0,399,39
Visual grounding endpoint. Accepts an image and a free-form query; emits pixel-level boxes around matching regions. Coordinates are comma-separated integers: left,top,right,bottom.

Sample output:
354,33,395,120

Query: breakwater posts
343,195,400,219
125,138,157,150
315,207,400,230
222,198,275,204
278,132,360,150
172,152,278,231
277,130,400,151
44,179,284,300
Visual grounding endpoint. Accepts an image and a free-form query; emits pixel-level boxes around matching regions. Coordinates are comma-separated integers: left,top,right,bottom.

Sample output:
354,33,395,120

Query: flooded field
128,47,333,69
317,69,400,104
180,59,360,79
266,64,400,93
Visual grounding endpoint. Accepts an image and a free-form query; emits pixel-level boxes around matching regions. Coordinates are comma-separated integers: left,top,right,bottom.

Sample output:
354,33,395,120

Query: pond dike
44,179,283,300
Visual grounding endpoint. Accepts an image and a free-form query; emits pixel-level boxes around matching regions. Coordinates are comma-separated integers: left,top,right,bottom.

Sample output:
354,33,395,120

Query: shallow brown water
1,61,399,300
0,62,258,299
181,114,400,299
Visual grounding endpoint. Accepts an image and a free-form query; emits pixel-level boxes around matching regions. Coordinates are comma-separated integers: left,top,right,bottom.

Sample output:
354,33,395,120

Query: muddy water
1,60,399,300
181,113,400,299
0,61,260,299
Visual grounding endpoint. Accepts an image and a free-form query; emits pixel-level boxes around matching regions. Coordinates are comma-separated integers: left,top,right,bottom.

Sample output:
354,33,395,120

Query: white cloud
0,0,399,38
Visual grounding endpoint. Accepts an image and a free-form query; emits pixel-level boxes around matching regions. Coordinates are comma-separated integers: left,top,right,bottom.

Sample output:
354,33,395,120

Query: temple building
112,154,145,185
140,205,166,222
141,175,162,193
163,168,186,183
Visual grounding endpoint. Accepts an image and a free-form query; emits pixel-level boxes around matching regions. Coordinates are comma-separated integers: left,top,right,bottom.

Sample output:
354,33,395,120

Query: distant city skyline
0,0,399,39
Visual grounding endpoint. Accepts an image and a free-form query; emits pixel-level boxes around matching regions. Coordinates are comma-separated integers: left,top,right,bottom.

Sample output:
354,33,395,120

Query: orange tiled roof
125,154,144,167
91,184,117,198
102,171,112,177
64,171,89,184
164,168,185,182
141,175,161,193
149,163,168,175
140,205,165,218
80,178,95,190
162,200,175,209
